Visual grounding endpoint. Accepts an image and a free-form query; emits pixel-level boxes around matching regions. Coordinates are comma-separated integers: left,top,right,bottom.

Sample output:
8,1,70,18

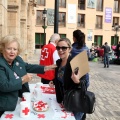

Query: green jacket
0,55,44,111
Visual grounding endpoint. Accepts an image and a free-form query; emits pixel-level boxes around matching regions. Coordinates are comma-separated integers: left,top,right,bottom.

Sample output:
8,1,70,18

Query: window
114,0,120,13
113,17,119,25
111,36,119,45
94,35,103,47
35,33,44,49
96,0,103,11
78,14,85,28
36,10,43,25
96,16,103,29
59,0,66,8
37,0,45,6
60,34,66,38
59,12,66,27
78,0,85,10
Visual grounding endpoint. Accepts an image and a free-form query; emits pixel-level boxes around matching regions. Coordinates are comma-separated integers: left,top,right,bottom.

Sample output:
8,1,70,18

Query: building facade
0,0,120,60
0,0,36,60
34,0,120,49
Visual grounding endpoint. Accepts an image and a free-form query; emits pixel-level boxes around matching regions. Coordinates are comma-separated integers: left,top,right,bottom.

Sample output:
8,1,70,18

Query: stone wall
0,0,35,61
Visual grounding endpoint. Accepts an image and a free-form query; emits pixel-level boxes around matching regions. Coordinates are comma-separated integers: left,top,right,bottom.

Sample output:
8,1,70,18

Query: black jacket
54,56,87,103
102,45,110,54
116,43,120,52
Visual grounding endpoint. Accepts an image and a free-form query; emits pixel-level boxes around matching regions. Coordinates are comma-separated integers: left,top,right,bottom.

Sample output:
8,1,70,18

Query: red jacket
37,43,56,80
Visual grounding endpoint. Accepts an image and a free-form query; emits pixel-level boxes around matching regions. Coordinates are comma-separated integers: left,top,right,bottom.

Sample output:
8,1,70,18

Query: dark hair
105,42,107,45
73,29,85,49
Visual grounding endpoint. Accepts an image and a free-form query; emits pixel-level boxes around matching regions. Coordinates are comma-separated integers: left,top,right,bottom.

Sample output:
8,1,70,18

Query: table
1,84,75,120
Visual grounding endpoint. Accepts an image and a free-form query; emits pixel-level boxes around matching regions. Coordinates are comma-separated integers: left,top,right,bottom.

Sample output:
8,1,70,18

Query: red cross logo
5,114,14,119
22,107,30,115
38,114,45,118
41,48,49,60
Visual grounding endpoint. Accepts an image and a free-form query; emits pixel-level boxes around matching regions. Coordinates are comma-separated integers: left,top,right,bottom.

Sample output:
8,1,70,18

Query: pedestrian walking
102,42,111,68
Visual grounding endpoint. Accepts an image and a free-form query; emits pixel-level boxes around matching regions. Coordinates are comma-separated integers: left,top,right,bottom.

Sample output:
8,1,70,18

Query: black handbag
63,80,96,113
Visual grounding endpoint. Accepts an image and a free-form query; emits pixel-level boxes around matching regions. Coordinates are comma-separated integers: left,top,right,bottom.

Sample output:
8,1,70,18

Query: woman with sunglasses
49,38,87,120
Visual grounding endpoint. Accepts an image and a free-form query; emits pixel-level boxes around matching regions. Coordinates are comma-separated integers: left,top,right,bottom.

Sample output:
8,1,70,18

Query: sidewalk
28,52,120,120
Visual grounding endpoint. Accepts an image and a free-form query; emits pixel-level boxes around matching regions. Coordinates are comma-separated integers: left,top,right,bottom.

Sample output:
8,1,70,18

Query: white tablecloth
1,84,75,120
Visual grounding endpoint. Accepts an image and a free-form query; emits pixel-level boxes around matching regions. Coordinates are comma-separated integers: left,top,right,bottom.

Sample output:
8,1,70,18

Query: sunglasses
56,46,70,51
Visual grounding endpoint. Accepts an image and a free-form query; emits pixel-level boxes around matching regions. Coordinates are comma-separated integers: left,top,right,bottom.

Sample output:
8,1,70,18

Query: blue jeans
73,112,84,120
104,54,109,66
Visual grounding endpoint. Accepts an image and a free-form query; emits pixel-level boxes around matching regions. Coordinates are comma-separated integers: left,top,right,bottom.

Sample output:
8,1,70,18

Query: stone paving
27,51,120,120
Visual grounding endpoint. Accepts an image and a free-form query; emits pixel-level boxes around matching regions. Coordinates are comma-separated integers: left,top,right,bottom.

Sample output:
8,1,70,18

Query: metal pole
54,0,59,33
116,28,117,35
44,18,46,44
42,8,47,45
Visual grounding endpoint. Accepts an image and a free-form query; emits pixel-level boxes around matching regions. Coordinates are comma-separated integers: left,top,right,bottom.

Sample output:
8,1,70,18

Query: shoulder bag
63,79,96,113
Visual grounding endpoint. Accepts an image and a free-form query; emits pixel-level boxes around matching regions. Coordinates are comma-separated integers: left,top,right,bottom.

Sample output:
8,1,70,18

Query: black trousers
41,78,51,84
0,111,4,118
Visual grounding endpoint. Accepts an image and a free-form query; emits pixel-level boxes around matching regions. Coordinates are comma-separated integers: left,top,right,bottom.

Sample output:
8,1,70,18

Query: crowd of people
1,29,120,120
89,41,120,66
0,30,90,120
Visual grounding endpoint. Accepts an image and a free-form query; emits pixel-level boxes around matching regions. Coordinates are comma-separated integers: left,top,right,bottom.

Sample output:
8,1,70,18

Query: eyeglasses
56,46,70,51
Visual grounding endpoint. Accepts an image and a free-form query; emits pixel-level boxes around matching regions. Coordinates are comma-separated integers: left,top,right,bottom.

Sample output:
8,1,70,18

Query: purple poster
105,7,112,23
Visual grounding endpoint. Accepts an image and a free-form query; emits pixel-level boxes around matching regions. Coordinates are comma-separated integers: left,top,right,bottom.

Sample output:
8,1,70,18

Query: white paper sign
68,4,76,23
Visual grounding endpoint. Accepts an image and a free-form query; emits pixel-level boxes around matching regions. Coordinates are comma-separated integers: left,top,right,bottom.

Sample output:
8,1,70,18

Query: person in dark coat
0,35,57,117
102,42,111,68
71,29,90,120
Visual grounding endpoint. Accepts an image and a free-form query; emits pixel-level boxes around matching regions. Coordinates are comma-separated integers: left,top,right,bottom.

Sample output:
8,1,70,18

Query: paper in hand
70,50,90,79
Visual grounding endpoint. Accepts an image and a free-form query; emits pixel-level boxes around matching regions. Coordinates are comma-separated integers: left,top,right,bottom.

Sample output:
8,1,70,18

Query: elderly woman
0,35,56,117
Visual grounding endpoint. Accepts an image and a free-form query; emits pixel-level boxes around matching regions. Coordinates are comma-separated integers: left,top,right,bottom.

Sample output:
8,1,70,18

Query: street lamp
112,23,120,42
42,8,47,45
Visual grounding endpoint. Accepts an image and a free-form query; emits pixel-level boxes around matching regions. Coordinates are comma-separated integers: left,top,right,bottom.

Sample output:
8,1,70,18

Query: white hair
50,33,60,43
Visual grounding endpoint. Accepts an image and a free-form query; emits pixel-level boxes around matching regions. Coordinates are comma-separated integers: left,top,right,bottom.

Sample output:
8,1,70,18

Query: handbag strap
80,79,87,97
65,78,87,94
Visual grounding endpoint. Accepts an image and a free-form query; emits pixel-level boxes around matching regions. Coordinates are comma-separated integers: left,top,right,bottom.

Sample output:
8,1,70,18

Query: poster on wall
87,29,93,41
68,4,76,23
87,0,96,9
105,7,112,23
47,9,54,26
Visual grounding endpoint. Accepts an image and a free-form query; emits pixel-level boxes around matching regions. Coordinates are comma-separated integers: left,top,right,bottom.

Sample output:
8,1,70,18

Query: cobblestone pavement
28,51,120,120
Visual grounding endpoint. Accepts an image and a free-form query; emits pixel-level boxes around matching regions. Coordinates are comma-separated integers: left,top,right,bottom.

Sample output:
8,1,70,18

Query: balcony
95,24,102,29
78,23,85,28
58,20,66,27
36,19,43,26
113,9,120,13
96,8,103,11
